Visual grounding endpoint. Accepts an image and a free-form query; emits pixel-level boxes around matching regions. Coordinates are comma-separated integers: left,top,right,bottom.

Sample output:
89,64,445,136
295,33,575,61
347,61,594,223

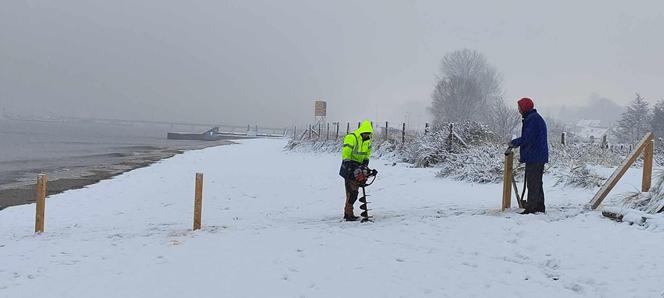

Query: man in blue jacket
510,97,549,214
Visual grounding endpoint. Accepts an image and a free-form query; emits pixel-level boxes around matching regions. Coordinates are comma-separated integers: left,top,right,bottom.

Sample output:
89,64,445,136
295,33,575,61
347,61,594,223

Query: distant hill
546,95,623,127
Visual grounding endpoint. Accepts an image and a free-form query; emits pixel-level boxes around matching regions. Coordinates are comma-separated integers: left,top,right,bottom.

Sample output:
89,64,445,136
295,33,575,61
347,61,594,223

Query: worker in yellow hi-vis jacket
338,120,373,221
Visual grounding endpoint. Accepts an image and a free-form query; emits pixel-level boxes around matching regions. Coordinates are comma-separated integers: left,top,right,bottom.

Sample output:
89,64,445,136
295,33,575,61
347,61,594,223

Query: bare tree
430,49,503,127
488,99,521,140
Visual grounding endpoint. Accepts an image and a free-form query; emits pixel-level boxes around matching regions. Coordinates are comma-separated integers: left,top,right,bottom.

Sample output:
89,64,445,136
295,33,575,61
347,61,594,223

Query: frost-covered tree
488,99,521,139
651,99,664,139
615,93,651,144
430,49,502,126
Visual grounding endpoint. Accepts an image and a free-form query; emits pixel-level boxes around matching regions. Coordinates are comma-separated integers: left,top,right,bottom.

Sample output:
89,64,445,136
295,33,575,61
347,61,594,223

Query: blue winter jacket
511,109,549,164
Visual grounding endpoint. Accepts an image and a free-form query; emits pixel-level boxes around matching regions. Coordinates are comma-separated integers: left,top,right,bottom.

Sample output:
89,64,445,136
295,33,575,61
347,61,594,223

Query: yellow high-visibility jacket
341,120,373,164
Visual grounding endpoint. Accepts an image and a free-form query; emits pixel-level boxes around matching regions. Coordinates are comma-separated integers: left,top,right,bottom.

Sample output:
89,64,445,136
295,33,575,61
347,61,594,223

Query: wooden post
589,133,654,209
642,137,654,192
447,123,455,151
385,121,389,141
35,174,47,233
336,123,340,140
502,152,514,211
193,173,203,230
402,123,406,144
561,132,567,145
602,135,608,149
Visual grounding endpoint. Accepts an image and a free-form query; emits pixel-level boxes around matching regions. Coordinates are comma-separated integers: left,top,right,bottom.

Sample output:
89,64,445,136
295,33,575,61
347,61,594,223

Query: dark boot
344,203,359,221
343,179,360,221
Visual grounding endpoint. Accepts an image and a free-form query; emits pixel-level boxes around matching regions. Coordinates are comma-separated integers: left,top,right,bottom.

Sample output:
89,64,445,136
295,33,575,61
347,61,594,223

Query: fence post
561,132,567,145
447,123,454,151
425,123,429,135
346,122,350,135
193,173,203,230
35,174,47,233
502,152,514,211
326,123,330,141
317,123,321,139
602,135,608,149
336,123,340,140
643,137,654,192
308,124,312,139
402,123,406,144
385,121,389,141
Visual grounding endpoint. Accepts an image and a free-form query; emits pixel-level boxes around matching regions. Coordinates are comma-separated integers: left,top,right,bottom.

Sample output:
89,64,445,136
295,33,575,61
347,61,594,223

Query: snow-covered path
1,139,663,298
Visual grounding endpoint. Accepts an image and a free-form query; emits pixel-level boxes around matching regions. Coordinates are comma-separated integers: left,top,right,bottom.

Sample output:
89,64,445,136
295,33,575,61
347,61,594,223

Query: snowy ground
1,139,663,298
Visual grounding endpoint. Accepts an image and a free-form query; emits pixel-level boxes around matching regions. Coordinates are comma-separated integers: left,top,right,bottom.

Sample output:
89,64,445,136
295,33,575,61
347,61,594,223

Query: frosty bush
552,165,605,189
620,170,664,214
435,144,505,183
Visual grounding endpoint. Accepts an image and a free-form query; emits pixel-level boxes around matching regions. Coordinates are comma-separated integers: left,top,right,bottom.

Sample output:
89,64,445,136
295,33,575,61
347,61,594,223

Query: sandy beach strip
0,140,233,210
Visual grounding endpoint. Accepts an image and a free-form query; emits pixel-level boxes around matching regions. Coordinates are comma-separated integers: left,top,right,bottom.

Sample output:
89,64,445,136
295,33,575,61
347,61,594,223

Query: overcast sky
1,0,663,127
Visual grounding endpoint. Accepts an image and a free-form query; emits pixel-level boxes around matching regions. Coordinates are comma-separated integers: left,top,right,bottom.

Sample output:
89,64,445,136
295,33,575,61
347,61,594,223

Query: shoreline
0,140,234,210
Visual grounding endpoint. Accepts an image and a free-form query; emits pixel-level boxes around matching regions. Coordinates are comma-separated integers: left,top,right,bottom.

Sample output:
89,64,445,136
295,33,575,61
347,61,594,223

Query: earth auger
357,167,378,223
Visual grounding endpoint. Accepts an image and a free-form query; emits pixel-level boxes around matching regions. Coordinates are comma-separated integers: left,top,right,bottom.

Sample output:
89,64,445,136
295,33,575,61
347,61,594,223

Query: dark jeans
525,163,546,212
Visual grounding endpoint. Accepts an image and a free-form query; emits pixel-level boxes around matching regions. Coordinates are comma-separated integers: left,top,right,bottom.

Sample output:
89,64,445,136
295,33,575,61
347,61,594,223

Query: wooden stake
402,123,406,144
642,137,654,192
336,123,339,140
385,121,389,141
589,133,654,210
193,173,203,230
502,152,513,211
35,174,47,233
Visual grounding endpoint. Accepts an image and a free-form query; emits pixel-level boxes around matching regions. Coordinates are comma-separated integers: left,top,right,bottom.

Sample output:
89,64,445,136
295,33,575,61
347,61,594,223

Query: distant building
575,120,609,141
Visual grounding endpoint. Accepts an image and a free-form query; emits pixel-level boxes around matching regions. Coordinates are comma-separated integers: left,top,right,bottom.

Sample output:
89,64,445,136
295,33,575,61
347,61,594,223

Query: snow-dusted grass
1,139,663,297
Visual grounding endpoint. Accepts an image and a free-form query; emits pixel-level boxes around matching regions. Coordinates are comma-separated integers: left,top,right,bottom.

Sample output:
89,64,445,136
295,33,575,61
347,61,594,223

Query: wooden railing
588,132,654,210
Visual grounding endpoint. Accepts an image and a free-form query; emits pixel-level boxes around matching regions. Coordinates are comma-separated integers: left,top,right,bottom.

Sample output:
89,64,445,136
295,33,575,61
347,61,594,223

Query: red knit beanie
518,97,534,114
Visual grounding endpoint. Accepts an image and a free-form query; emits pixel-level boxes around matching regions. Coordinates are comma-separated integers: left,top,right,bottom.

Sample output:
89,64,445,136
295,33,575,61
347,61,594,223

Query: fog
1,0,663,127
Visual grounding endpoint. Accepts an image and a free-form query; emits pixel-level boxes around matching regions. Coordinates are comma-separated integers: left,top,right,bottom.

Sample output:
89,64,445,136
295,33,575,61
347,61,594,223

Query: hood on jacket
355,120,373,135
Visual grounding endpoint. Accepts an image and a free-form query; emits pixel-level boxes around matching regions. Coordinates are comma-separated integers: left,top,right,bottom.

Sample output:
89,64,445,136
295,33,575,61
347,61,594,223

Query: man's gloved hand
504,145,514,156
353,168,367,182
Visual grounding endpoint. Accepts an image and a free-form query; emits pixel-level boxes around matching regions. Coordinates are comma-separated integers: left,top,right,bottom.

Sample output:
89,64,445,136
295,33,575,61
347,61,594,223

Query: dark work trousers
525,163,546,212
344,179,360,214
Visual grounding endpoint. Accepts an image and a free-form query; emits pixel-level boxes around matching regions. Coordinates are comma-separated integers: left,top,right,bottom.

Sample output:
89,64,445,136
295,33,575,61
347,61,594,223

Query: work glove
353,168,367,182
